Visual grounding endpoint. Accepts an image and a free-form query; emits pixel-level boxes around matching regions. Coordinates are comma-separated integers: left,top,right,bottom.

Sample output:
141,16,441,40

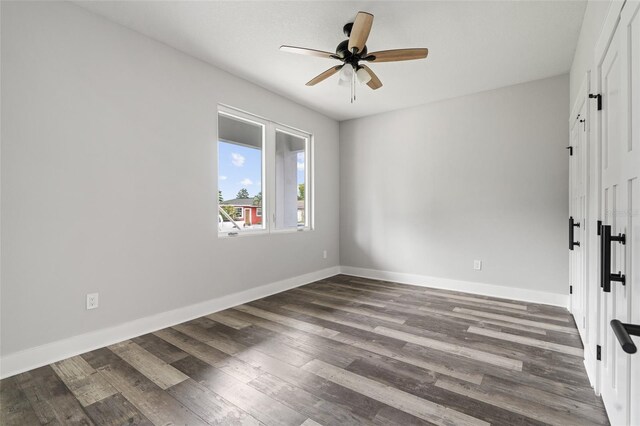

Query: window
217,108,265,234
275,129,308,229
217,105,312,236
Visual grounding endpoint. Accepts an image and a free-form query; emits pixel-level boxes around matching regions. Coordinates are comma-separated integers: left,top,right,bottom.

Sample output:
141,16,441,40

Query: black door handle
600,224,626,292
611,320,640,354
569,217,580,250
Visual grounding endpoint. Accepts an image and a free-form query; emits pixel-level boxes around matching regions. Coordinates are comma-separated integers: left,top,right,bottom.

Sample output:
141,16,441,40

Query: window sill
217,227,312,238
217,229,268,238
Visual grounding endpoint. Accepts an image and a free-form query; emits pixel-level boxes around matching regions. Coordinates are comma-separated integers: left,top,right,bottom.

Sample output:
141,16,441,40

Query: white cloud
231,153,245,167
219,175,227,181
297,161,305,171
240,178,253,186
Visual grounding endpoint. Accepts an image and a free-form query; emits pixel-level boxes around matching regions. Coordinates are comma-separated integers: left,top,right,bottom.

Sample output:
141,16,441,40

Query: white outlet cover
323,250,327,259
474,260,482,270
86,293,99,310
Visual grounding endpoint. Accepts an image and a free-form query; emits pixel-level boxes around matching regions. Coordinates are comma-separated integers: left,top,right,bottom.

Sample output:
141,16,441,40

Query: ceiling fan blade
348,12,374,53
280,45,337,59
360,65,382,90
306,65,344,86
365,48,429,62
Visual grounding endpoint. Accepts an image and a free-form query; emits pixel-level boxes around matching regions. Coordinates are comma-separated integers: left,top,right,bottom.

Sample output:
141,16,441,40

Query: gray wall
1,2,339,356
339,75,569,295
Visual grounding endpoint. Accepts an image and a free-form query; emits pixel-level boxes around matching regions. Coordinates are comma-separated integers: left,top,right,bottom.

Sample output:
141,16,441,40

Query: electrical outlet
473,260,482,270
86,293,99,310
323,250,327,259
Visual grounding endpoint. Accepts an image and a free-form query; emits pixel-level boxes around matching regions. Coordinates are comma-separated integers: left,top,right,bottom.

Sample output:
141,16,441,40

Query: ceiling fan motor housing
336,39,368,63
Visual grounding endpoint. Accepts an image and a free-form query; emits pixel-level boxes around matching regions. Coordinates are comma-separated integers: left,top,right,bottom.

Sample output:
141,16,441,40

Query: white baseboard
339,266,569,308
1,264,569,379
0,266,340,379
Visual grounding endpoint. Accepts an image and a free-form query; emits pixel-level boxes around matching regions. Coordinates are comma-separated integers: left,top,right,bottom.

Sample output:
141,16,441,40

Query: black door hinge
597,345,602,360
597,220,602,235
570,285,573,294
566,146,573,156
589,93,602,111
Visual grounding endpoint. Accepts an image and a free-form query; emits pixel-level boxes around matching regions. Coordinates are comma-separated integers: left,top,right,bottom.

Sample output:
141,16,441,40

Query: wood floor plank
415,304,547,335
0,376,41,426
348,279,529,310
215,323,318,367
435,378,598,426
83,393,153,426
455,307,578,333
372,406,437,426
231,348,385,421
248,372,372,425
174,322,246,355
173,355,307,426
206,311,253,329
155,326,261,383
322,281,403,298
154,327,228,366
337,333,485,384
234,304,340,338
50,356,118,406
300,419,323,426
131,333,190,364
302,359,489,426
108,340,189,390
479,374,609,424
166,378,262,425
346,355,548,426
293,287,387,308
282,303,377,332
310,299,407,324
374,325,524,371
96,357,207,426
466,326,584,357
14,365,94,425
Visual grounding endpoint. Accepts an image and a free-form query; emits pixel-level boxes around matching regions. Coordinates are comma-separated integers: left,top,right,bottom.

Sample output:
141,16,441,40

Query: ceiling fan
280,11,428,101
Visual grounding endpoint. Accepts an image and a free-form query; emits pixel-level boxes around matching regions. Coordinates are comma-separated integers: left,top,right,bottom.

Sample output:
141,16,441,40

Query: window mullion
266,122,276,233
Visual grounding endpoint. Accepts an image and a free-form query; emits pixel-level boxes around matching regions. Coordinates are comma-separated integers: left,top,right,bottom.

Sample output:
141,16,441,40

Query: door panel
599,2,640,424
570,101,588,338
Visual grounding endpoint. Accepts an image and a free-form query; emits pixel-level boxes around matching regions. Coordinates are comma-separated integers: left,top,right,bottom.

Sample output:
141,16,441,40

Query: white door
570,102,588,337
622,3,640,424
598,2,640,424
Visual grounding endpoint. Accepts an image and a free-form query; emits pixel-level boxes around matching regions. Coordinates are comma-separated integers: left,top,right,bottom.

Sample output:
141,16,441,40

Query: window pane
218,113,264,233
275,130,307,229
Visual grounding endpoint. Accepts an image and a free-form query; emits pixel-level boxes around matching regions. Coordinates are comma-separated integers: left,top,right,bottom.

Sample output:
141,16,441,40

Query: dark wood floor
1,275,608,425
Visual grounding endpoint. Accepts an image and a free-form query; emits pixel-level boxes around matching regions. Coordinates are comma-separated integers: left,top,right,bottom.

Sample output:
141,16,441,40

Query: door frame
569,74,590,340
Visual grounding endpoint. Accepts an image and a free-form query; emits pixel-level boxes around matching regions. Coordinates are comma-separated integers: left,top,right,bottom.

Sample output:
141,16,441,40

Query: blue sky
218,141,305,201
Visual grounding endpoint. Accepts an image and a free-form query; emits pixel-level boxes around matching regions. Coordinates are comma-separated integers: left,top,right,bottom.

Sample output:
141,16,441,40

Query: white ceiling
75,1,586,121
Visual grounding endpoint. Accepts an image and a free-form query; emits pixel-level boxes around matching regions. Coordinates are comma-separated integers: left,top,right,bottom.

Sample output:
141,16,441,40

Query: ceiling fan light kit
280,11,429,102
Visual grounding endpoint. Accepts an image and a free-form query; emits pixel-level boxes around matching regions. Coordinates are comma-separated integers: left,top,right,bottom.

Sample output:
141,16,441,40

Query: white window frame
272,125,313,233
234,207,244,219
217,105,313,237
218,106,267,237
256,208,262,217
